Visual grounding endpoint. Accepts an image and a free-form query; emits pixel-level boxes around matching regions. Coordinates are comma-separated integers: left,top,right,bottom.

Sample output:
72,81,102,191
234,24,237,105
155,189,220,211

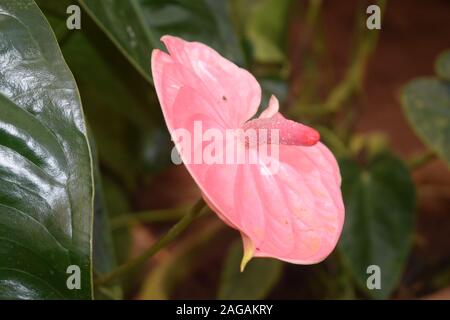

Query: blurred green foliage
138,220,222,299
401,51,450,167
339,153,416,299
2,0,449,300
90,131,122,300
36,0,414,298
79,0,244,80
38,0,172,192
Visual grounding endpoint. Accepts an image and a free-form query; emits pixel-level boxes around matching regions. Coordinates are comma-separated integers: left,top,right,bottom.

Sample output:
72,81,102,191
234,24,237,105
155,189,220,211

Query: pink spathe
151,35,345,268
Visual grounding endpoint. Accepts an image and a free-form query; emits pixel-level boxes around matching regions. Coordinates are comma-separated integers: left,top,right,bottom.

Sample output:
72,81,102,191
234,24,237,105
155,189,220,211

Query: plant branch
323,0,386,113
111,205,192,229
95,198,207,287
295,0,386,117
407,150,437,170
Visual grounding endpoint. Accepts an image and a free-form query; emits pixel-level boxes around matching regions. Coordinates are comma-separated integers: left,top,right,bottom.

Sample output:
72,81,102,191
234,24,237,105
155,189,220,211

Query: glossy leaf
0,0,93,299
79,0,244,83
37,0,154,296
338,154,415,299
218,240,283,300
401,78,450,166
38,0,172,190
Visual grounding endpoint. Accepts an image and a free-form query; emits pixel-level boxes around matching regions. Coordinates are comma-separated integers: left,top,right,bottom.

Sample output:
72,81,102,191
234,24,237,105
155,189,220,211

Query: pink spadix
151,35,345,269
243,113,320,146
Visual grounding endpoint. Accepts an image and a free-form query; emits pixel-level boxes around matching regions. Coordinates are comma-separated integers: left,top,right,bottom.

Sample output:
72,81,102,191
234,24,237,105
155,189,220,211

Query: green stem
407,149,437,170
306,0,323,25
324,0,386,113
95,199,207,287
289,0,323,117
111,205,192,229
296,0,386,117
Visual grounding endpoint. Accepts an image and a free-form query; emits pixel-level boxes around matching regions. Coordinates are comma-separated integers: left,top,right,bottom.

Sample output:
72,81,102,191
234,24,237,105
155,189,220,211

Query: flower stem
95,198,207,287
407,150,437,170
111,205,192,229
295,0,386,117
324,0,386,113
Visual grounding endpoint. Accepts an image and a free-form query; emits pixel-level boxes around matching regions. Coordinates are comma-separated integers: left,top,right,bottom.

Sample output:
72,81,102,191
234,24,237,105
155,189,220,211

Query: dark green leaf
61,30,156,189
218,240,283,300
89,131,122,300
79,0,157,84
139,0,243,63
338,154,416,299
101,177,132,267
38,0,172,189
0,0,93,299
79,0,244,83
401,78,450,166
99,176,135,297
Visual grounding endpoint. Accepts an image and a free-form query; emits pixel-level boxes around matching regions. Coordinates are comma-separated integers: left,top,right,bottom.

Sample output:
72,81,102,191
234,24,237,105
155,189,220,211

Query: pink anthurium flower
151,36,344,270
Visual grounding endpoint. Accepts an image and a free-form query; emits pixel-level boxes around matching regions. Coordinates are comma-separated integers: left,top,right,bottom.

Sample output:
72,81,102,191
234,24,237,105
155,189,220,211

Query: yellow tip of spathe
240,241,255,272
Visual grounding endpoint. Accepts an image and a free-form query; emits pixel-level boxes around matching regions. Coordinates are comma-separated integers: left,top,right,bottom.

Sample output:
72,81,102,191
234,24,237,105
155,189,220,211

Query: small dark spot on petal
222,95,227,101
